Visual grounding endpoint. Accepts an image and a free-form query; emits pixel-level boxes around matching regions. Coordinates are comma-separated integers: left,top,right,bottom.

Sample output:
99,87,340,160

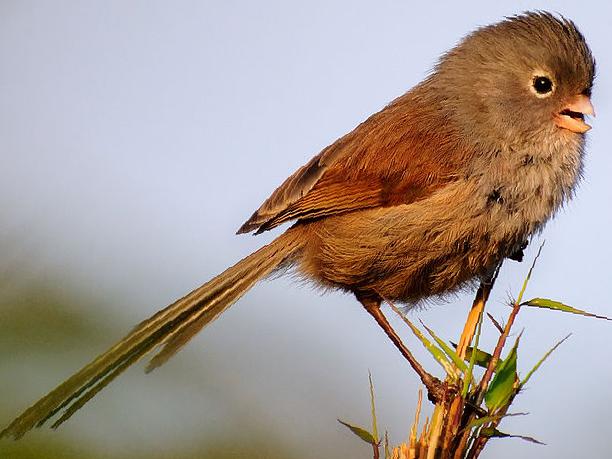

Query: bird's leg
358,294,444,404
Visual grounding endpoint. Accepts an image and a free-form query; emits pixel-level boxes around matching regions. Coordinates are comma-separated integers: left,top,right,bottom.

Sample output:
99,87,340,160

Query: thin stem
456,277,493,360
476,300,520,403
476,245,543,402
372,441,379,459
467,245,545,458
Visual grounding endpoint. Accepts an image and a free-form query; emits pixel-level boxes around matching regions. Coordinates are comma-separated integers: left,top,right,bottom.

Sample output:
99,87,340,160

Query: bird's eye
532,76,553,95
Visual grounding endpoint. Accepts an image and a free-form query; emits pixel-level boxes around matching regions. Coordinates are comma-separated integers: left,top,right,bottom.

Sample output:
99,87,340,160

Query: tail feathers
1,230,302,439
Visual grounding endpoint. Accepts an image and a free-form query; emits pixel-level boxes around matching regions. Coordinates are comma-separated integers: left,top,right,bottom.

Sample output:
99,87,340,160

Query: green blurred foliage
0,275,302,459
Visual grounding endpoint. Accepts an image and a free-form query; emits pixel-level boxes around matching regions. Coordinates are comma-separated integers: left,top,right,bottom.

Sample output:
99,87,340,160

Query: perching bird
1,11,595,439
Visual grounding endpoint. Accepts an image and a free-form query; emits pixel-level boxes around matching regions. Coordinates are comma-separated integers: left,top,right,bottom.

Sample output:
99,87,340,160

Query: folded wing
237,91,469,234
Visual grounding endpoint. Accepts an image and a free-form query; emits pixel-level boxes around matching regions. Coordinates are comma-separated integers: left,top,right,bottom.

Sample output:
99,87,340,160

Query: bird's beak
554,94,595,134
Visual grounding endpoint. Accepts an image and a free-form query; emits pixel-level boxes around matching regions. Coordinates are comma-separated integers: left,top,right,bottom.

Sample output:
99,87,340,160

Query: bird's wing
236,137,350,234
237,92,468,234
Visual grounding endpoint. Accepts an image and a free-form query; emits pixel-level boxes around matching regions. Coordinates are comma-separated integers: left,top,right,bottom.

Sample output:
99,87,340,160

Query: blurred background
1,1,611,458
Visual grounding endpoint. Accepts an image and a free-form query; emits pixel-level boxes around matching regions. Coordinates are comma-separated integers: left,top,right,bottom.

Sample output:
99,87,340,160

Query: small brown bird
1,11,595,438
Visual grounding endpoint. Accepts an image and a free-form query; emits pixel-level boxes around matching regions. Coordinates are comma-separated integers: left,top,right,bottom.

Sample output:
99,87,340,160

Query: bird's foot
508,240,529,262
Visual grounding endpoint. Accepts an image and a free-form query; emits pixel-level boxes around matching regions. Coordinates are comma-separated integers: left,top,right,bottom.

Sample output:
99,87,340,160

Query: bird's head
432,11,595,147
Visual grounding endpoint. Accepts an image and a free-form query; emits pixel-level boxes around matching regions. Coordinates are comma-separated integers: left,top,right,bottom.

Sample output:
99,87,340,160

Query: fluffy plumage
1,11,595,439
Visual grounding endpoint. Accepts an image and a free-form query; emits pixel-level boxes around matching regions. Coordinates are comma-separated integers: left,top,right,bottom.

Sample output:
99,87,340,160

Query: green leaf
389,303,459,379
368,371,379,443
484,333,520,411
338,419,376,444
451,342,502,371
420,321,467,372
466,412,528,430
522,298,611,320
480,427,545,445
520,334,571,388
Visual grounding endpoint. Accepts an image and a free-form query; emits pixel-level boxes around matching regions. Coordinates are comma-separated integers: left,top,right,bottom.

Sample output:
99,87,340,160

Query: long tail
1,230,303,439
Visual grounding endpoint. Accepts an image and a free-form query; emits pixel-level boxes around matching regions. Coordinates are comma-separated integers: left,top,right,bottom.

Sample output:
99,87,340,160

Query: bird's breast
473,135,585,244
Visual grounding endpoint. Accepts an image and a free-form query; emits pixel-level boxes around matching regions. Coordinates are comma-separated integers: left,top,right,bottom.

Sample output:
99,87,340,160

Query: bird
1,11,595,439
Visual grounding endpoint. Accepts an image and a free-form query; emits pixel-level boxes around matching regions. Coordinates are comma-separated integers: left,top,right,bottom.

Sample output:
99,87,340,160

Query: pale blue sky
1,2,611,458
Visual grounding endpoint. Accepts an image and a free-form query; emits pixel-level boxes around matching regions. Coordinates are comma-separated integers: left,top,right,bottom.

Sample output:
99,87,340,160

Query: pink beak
554,94,595,134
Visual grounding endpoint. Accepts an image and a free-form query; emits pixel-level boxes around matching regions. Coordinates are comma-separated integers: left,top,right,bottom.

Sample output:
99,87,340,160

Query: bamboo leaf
466,412,528,430
520,334,571,388
368,371,379,443
389,303,459,379
484,334,520,411
451,342,502,371
420,321,467,372
338,419,376,444
522,298,611,321
480,427,545,445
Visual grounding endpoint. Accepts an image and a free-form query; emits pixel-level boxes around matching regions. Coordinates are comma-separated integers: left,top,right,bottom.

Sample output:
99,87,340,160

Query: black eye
533,76,553,94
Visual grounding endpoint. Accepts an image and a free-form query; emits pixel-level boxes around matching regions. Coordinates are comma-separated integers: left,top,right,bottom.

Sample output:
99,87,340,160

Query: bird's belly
299,173,569,304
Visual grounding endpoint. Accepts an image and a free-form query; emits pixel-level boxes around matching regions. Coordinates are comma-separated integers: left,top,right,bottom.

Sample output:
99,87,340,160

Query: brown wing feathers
239,91,465,235
236,139,349,234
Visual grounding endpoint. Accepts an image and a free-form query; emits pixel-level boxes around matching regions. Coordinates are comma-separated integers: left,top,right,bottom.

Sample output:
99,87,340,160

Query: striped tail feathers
0,230,303,439
145,231,304,371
